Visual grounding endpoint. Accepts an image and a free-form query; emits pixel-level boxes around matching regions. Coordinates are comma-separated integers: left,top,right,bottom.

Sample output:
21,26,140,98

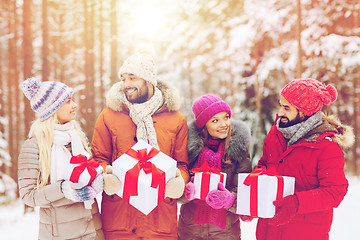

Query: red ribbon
122,147,166,205
69,154,100,185
243,166,284,217
193,162,224,200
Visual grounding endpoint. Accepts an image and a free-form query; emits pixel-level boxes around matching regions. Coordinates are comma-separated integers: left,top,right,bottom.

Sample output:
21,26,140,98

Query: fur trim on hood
187,119,251,166
305,113,354,149
105,79,182,112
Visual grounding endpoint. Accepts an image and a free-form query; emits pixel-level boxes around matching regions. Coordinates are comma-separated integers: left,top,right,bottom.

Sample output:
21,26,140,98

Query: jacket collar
275,113,354,149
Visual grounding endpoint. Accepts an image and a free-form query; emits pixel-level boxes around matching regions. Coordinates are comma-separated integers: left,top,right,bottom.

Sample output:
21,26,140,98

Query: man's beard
125,86,149,104
279,113,307,128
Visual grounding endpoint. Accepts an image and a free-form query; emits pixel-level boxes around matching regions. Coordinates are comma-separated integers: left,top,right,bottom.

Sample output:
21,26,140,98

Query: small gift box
193,161,227,200
62,154,102,209
236,168,295,218
112,140,177,215
62,154,102,189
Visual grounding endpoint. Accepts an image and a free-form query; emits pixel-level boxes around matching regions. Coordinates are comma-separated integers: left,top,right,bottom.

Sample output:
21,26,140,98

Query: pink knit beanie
281,78,338,116
192,94,232,129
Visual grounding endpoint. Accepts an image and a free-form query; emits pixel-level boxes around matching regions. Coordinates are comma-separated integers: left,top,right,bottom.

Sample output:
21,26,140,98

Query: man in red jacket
256,78,354,240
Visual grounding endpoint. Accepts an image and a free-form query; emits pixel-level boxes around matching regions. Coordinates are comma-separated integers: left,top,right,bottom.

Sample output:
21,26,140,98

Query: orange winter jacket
91,80,189,240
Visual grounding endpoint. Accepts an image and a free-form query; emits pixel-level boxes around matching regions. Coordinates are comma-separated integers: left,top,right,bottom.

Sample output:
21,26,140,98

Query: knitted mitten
270,194,299,226
165,168,185,199
91,170,104,194
103,165,122,195
206,182,235,209
61,180,97,202
184,176,195,201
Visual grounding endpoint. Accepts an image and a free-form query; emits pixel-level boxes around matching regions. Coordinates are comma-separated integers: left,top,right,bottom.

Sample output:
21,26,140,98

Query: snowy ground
1,175,359,240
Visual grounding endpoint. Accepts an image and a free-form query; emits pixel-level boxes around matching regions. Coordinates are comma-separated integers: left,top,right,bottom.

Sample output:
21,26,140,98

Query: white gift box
236,173,295,218
193,163,227,200
112,140,177,215
62,154,102,189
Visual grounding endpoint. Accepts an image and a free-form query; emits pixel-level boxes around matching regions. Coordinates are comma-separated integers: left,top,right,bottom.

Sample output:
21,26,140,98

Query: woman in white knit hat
18,77,104,239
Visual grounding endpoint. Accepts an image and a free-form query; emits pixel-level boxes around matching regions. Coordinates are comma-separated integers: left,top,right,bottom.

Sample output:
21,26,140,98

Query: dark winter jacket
91,79,189,240
178,120,252,240
256,114,353,240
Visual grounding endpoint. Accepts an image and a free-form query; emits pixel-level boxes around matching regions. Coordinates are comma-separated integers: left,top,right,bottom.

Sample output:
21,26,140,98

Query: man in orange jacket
91,45,189,239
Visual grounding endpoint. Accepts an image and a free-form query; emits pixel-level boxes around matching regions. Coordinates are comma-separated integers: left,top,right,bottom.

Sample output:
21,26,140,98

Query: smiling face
205,111,231,139
278,95,306,127
56,97,77,124
120,73,154,104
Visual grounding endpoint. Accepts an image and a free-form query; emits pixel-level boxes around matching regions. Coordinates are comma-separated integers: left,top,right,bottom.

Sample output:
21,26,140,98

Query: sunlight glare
133,5,166,36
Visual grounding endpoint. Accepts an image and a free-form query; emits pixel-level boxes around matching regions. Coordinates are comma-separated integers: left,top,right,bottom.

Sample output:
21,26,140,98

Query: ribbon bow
69,154,100,185
192,161,222,174
243,166,284,217
122,147,166,205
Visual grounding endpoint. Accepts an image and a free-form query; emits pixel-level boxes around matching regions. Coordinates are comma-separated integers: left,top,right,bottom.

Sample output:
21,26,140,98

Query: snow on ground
1,175,359,240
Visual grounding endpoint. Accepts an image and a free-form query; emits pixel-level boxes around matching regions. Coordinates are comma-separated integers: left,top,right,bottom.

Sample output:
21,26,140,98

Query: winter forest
0,0,359,205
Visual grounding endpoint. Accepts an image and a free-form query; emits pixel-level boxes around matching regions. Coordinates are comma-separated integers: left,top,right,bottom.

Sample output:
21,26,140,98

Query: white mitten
165,168,185,199
103,165,122,195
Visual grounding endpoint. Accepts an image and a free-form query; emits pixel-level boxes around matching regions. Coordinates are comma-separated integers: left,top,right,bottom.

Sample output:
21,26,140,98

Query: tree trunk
23,0,35,135
82,0,96,139
296,0,302,78
42,0,49,81
98,0,105,110
110,0,118,85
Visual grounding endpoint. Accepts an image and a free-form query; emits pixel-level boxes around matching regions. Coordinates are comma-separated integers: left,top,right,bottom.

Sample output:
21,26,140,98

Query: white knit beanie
21,77,74,120
118,44,157,86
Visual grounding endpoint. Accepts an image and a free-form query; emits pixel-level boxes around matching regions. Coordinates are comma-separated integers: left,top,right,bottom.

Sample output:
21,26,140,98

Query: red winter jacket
256,115,352,240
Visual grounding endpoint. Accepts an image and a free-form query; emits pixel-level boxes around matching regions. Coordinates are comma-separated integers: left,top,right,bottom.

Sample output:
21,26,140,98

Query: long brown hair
200,124,232,166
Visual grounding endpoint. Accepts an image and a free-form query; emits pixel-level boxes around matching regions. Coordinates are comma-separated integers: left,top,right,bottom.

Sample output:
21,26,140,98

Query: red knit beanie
281,78,337,116
192,94,232,129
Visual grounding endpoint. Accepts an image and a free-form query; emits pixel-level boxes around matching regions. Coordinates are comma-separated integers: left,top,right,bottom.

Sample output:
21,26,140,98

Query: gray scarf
276,111,323,146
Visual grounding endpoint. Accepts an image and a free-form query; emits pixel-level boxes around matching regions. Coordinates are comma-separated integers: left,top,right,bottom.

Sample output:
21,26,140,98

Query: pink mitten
184,176,195,201
206,182,235,209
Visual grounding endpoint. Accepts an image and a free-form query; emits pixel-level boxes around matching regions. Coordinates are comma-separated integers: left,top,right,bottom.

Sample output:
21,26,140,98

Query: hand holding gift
165,168,185,199
103,165,122,195
184,176,195,201
269,194,299,226
206,182,235,209
61,180,97,202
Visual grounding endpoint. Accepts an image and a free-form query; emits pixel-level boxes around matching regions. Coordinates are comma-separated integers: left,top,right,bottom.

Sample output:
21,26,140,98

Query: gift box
193,161,227,200
112,140,177,215
236,170,295,218
62,154,102,189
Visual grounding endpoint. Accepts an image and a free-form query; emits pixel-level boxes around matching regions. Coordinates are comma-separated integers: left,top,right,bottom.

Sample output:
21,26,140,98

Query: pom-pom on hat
21,77,74,120
281,78,337,116
118,44,157,86
192,94,232,129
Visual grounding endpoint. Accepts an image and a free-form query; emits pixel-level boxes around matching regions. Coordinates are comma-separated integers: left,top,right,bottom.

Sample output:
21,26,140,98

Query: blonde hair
29,113,91,188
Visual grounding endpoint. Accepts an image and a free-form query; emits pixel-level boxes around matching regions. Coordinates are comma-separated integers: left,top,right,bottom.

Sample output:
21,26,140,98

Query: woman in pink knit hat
178,94,253,240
